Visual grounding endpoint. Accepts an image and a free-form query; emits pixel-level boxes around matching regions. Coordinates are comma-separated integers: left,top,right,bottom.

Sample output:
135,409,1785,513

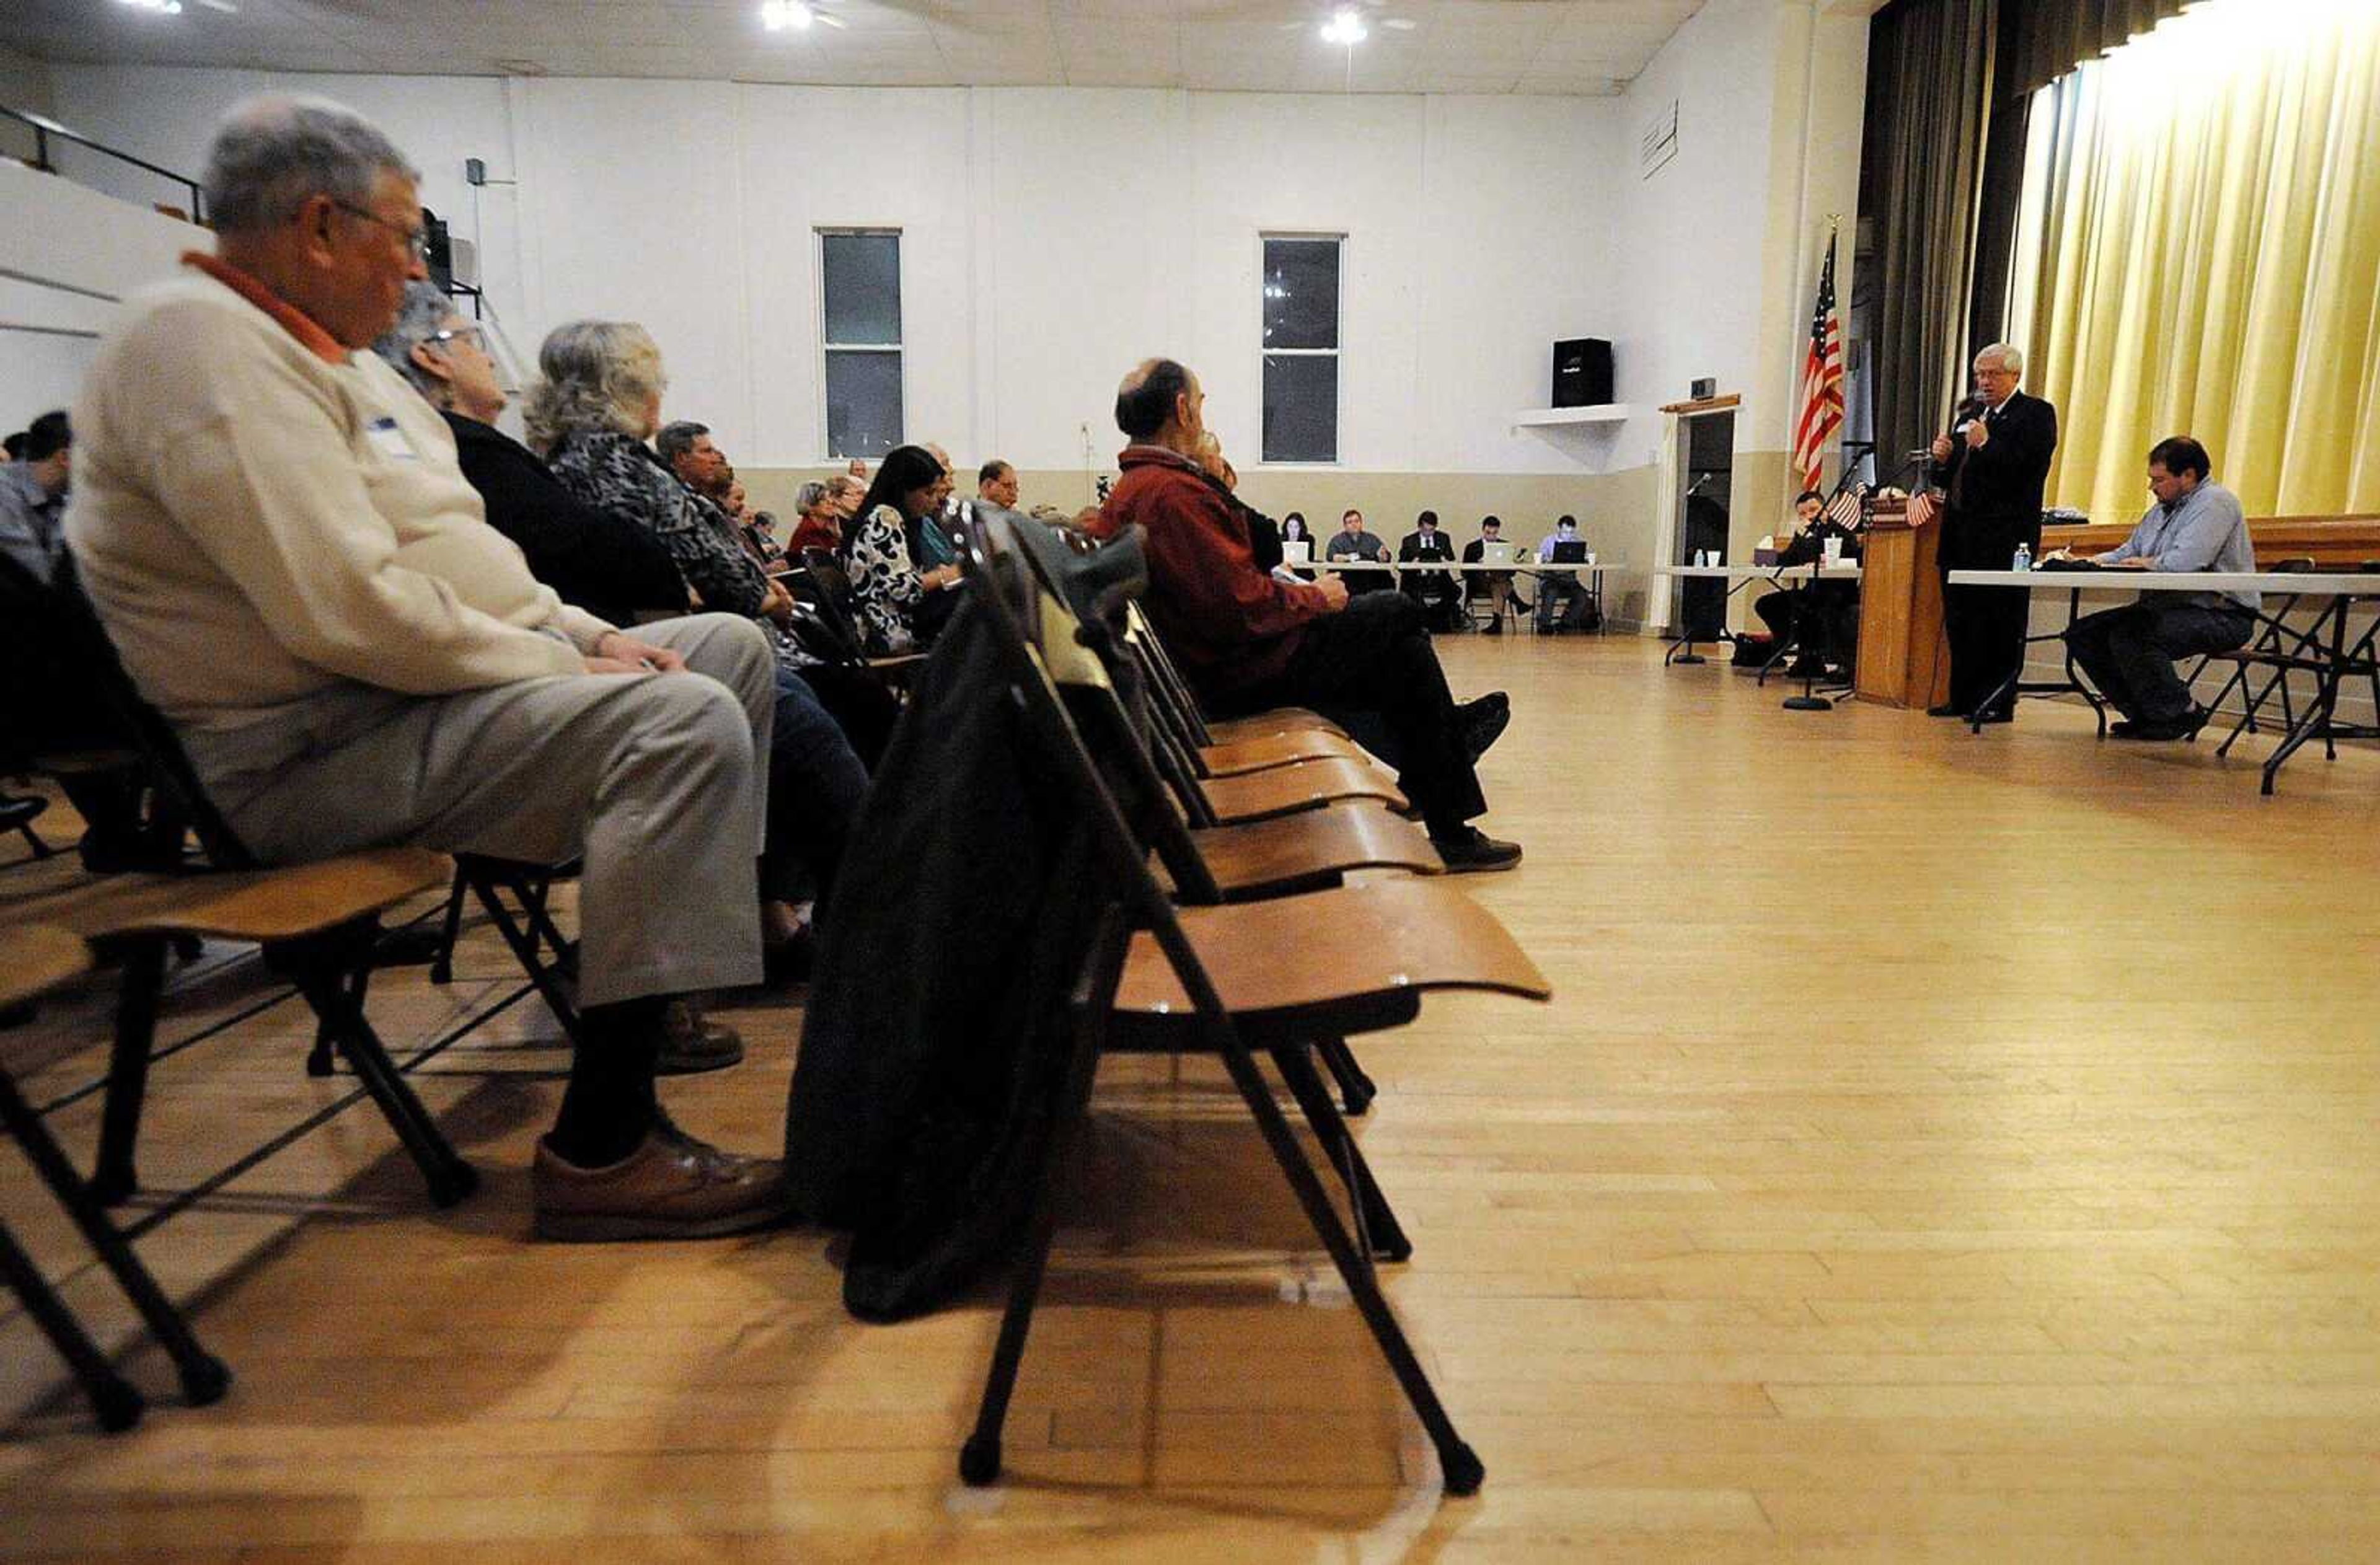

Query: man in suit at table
1396,509,1462,630
1926,342,2058,722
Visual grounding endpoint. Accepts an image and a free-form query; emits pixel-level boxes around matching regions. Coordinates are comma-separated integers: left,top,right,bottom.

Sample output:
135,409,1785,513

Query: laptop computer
1281,538,1312,565
1549,540,1589,564
1478,540,1515,566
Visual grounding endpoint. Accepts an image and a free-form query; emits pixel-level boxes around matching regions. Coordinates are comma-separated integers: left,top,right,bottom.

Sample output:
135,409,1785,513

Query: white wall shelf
1511,405,1633,429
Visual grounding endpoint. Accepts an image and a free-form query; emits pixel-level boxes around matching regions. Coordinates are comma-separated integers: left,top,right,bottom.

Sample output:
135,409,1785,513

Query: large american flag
1789,228,1843,494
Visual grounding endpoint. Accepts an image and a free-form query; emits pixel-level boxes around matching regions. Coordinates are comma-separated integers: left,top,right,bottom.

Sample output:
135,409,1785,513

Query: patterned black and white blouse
547,430,768,620
845,503,925,656
546,428,821,672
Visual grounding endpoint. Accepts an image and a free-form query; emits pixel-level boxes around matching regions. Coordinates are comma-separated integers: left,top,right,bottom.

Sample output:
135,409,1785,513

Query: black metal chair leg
91,937,168,1206
0,1072,231,1409
290,957,478,1209
469,875,584,1044
0,1216,146,1431
426,867,469,984
1315,1035,1377,1116
1271,1043,1411,1263
960,920,1124,1489
1210,1023,1482,1493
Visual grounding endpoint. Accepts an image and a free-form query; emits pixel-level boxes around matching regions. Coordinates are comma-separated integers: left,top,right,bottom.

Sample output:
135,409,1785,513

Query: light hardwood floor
4,633,2378,1561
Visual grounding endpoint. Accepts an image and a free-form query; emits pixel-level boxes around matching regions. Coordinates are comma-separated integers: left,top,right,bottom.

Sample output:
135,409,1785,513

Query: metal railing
4,104,205,221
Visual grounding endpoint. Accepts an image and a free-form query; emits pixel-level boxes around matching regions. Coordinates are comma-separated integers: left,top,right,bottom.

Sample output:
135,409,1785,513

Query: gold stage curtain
2008,0,2380,521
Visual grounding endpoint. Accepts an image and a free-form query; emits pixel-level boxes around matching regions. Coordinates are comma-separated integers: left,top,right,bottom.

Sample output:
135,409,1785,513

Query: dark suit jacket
1929,390,2058,522
1398,529,1455,563
444,412,690,627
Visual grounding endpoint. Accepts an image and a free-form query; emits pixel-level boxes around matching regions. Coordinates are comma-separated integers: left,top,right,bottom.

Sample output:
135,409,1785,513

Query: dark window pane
822,232,902,345
1262,353,1338,463
826,349,902,458
1263,238,1340,350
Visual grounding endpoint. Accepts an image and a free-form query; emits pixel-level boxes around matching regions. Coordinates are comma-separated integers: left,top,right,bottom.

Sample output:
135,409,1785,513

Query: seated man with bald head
1094,358,1518,872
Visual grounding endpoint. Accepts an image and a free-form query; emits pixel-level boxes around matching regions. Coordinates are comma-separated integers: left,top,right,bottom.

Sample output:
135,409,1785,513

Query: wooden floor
4,633,2378,1561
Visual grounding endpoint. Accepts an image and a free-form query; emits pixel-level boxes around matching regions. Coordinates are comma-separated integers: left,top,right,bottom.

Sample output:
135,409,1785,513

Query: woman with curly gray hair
530,320,868,971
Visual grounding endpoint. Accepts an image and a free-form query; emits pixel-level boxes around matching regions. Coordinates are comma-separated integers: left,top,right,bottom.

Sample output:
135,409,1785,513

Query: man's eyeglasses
331,198,430,262
428,325,486,349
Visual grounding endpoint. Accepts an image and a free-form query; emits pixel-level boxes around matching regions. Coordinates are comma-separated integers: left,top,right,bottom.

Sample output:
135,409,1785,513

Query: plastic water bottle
2012,542,2032,572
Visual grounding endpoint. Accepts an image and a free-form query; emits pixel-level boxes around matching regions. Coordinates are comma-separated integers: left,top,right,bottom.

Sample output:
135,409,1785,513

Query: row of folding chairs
946,511,1550,1496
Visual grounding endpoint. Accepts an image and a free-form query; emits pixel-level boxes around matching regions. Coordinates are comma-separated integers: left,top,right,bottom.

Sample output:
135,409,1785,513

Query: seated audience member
1534,514,1596,632
372,283,687,629
658,420,733,506
1325,507,1396,594
1,409,71,581
843,444,961,654
1752,488,1862,672
1397,509,1462,630
2049,435,2257,740
2,431,24,462
68,94,788,1238
917,443,963,566
723,480,786,566
787,478,848,556
527,319,870,943
1460,515,1527,632
1096,358,1520,871
977,459,1020,511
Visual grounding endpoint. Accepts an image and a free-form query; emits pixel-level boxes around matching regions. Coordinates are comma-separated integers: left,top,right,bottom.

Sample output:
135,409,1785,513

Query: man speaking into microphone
1926,343,2058,723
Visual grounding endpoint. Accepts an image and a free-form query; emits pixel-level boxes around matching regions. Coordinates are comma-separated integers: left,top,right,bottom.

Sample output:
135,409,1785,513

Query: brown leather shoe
659,996,743,1075
532,1121,792,1242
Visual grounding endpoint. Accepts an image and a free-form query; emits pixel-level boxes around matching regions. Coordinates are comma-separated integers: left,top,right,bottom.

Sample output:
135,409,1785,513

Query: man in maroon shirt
1097,358,1518,872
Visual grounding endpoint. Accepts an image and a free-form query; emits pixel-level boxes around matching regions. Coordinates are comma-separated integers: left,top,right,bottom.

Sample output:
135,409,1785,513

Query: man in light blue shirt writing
2050,435,2257,741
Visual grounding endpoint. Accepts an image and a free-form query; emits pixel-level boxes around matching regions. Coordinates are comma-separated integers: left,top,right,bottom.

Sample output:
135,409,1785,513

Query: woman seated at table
842,444,962,655
1753,489,1862,672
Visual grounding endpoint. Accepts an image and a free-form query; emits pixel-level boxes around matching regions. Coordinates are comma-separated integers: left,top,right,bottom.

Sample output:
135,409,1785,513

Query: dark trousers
765,666,870,904
1221,592,1487,839
1401,571,1463,630
1535,576,1594,632
1753,587,1859,668
2063,601,2255,724
1938,511,2042,715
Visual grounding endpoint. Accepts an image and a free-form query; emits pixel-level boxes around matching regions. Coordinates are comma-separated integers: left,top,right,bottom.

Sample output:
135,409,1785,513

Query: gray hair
655,421,710,468
522,320,666,456
794,480,831,517
205,94,420,234
1975,342,2025,377
370,280,461,403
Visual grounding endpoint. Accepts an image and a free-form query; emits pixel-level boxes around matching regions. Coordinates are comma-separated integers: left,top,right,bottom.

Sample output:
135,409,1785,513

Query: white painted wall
43,64,1629,478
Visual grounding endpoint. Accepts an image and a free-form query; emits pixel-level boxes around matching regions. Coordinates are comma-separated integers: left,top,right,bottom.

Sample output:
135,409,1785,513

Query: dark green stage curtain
1859,0,1999,480
2006,0,2191,97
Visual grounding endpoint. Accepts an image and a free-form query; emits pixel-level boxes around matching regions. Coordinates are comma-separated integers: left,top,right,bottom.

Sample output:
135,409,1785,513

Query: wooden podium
1854,499,1951,709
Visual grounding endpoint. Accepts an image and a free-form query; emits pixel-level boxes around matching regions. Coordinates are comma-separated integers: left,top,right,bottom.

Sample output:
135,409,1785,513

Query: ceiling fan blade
816,11,848,27
194,0,240,12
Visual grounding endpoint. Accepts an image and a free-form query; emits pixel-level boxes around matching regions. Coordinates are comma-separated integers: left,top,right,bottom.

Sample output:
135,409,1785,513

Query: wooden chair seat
1196,728,1371,776
1207,709,1346,743
1197,756,1406,823
1184,801,1443,901
2,848,451,946
1112,877,1549,1029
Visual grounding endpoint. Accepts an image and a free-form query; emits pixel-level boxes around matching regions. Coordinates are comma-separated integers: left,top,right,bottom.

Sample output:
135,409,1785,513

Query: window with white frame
819,229,903,459
1261,234,1342,464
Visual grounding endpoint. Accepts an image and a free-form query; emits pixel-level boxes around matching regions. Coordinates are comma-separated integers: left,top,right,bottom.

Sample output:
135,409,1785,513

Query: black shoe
1971,708,2014,726
2109,718,2141,738
1458,694,1512,765
2117,706,2208,743
1432,827,1522,875
1926,703,1968,719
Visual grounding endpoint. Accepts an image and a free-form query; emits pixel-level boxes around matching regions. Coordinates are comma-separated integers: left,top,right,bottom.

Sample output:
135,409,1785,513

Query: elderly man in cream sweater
68,95,788,1243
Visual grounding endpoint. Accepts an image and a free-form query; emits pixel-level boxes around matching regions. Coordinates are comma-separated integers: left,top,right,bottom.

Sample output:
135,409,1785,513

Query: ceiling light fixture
761,0,814,31
116,0,185,14
1320,7,1368,45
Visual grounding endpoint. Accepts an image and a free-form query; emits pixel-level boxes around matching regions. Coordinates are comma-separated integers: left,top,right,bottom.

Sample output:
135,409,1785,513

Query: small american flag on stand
1824,480,1870,531
1906,489,1937,529
1789,224,1844,494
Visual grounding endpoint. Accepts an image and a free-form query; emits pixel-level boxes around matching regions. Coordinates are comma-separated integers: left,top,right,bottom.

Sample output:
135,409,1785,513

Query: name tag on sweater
365,417,417,461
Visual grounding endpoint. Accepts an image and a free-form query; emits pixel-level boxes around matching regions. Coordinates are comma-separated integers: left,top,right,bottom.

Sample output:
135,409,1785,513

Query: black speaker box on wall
1552,338,1614,407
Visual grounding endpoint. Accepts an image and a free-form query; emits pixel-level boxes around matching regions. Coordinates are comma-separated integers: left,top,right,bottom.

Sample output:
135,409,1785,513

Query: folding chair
2197,558,2322,752
955,513,1551,1495
23,557,476,1210
1114,586,1347,746
1120,606,1373,777
1,926,231,1431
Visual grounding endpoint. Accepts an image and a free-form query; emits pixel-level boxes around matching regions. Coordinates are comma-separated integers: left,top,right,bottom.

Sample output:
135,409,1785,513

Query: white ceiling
6,1,1709,97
